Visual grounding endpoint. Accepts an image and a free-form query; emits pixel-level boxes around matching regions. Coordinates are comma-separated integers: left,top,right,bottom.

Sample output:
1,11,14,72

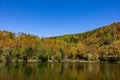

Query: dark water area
0,62,120,80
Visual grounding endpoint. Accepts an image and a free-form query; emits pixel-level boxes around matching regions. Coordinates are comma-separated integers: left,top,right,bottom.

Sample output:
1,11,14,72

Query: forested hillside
0,22,120,62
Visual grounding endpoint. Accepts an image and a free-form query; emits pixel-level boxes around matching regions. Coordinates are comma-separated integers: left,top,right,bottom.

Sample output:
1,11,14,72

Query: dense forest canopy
0,22,120,62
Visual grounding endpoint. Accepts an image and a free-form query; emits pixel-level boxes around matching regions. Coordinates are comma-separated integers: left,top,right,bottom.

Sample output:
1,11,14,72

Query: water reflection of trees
0,63,120,80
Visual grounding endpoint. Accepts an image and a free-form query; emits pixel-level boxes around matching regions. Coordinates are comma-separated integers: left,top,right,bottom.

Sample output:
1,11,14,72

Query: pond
0,62,120,80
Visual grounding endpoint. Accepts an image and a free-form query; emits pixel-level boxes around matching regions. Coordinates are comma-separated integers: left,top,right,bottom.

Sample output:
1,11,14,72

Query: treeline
0,22,120,62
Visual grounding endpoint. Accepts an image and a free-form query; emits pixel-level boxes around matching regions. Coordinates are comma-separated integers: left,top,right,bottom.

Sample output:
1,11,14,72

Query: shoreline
1,59,120,63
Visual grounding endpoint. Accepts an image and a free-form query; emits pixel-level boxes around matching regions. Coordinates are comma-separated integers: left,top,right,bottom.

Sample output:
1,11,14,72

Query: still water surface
0,62,120,80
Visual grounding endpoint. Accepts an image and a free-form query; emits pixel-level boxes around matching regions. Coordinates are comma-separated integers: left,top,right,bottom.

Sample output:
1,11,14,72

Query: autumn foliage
0,22,120,62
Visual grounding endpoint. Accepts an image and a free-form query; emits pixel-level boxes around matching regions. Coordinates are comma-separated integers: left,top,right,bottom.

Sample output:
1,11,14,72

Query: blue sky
0,0,120,37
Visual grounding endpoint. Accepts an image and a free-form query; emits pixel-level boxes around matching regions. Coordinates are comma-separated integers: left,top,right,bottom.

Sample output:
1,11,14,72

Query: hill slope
0,22,120,62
